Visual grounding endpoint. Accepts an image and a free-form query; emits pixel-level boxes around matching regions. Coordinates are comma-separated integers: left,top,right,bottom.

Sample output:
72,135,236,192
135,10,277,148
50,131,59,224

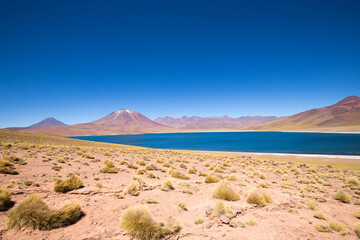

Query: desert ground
1,129,360,240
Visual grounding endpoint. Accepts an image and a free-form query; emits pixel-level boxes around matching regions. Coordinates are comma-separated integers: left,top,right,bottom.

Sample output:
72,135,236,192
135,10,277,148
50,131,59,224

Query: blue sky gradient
0,0,359,127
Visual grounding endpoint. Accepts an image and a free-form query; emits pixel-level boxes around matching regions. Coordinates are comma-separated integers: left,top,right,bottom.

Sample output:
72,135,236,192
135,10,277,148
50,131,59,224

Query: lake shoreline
71,131,360,156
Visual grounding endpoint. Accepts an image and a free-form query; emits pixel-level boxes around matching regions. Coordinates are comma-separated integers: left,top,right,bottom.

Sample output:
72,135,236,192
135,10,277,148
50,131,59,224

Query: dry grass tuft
314,211,326,220
315,224,331,232
169,169,189,180
245,188,273,207
213,181,239,201
178,202,188,211
329,221,347,235
347,177,359,186
356,208,360,219
126,183,140,196
355,222,360,238
211,200,232,218
194,219,203,225
187,166,197,174
0,187,13,211
100,160,118,173
119,205,180,240
7,194,82,230
305,199,317,211
0,159,18,175
161,180,174,191
54,174,83,193
334,190,351,203
204,174,220,183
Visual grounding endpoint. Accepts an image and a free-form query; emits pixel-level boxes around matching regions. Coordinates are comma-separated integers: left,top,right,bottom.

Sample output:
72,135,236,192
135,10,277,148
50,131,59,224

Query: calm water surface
71,132,360,155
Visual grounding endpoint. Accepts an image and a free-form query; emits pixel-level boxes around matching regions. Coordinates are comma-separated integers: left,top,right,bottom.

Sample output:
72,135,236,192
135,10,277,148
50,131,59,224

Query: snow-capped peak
115,109,133,114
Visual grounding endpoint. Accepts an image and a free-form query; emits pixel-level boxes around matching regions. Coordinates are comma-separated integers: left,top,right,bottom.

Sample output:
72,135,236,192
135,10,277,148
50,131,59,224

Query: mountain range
6,96,360,136
251,95,360,132
8,109,172,136
154,116,279,130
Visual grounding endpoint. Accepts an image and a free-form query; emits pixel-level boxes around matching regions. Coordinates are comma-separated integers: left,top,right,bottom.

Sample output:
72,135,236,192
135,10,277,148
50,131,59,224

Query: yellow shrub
213,181,239,201
126,183,140,196
0,187,12,211
160,180,174,191
7,194,82,230
54,174,83,193
246,188,273,207
120,205,180,240
355,222,360,238
211,200,232,218
329,221,347,235
334,190,351,203
204,174,220,183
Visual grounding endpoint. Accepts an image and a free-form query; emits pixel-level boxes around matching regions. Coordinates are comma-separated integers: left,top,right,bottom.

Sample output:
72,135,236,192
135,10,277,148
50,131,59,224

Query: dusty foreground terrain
1,130,360,240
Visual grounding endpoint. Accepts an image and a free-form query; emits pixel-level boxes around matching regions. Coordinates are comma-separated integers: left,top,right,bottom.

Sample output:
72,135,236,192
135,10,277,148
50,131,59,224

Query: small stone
18,184,27,189
205,206,212,216
220,215,230,224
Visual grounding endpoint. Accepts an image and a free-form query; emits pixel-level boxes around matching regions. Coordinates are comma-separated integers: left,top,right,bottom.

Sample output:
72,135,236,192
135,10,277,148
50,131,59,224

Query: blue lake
71,131,360,155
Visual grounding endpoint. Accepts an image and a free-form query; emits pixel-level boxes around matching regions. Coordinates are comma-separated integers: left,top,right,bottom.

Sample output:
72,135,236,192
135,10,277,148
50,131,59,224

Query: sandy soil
1,130,360,240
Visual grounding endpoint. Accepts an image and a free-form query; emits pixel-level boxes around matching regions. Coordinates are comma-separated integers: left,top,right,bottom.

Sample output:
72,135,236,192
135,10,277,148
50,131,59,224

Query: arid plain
1,129,360,240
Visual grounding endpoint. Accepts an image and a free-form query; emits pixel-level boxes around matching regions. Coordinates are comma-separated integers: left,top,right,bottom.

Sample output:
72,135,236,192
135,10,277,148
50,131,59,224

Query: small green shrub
213,181,239,201
119,205,180,240
54,174,83,193
194,219,203,224
7,194,82,230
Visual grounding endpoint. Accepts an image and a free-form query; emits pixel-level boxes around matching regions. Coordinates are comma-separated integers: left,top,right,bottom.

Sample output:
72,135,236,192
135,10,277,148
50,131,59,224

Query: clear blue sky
0,0,359,127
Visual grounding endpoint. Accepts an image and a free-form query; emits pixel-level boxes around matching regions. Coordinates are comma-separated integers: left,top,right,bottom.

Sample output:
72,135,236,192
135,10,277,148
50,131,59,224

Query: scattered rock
18,184,27,189
204,221,215,229
220,215,229,224
205,206,212,216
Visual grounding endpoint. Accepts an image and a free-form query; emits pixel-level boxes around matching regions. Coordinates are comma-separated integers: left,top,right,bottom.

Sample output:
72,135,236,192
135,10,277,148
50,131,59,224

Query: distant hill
250,96,360,132
154,115,279,130
10,109,173,136
29,117,67,127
